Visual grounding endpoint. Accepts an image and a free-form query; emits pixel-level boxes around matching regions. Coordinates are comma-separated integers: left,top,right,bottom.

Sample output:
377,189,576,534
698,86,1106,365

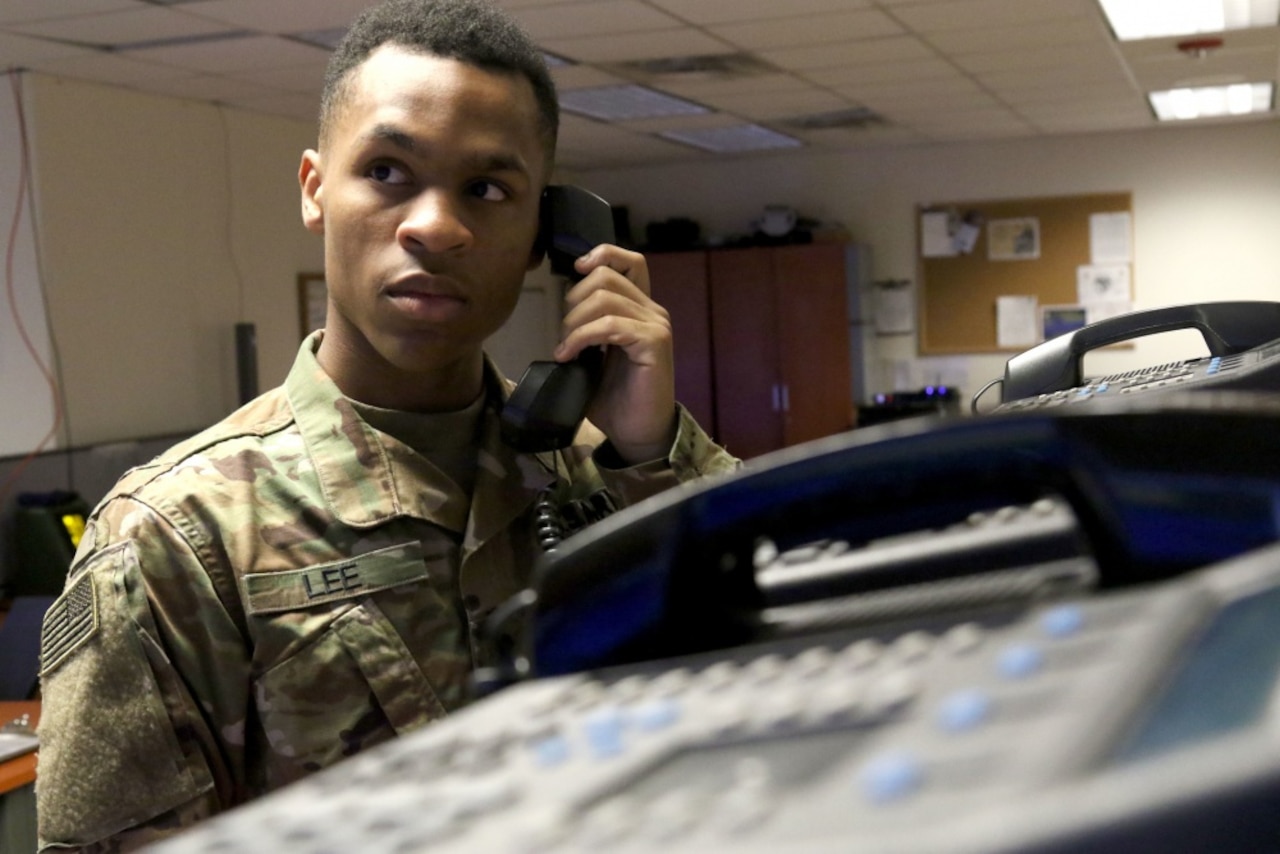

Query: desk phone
151,389,1280,853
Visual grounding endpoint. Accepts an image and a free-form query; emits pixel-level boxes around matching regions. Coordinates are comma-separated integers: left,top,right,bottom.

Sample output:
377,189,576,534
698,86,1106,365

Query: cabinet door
646,252,716,435
709,248,784,459
775,244,854,446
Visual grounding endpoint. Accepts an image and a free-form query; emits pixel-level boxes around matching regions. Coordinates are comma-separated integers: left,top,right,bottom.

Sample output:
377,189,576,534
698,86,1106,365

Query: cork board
917,192,1133,354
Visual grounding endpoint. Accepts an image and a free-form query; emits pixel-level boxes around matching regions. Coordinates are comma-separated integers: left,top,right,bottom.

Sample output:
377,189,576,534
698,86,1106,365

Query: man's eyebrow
367,123,416,152
363,124,530,177
466,151,531,177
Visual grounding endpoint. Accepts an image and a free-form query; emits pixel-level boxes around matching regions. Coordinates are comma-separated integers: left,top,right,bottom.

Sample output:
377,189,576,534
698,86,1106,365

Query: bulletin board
916,192,1133,354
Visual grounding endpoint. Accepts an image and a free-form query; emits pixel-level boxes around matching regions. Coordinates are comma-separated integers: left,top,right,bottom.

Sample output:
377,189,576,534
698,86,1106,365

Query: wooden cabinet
646,251,716,432
649,243,854,460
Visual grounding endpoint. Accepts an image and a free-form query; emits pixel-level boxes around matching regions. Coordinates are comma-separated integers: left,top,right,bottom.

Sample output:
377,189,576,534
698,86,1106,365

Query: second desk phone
993,300,1280,411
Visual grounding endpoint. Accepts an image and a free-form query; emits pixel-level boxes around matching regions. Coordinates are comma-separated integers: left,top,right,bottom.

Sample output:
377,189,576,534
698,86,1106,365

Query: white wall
0,74,59,458
7,72,1280,451
576,119,1280,406
28,74,324,447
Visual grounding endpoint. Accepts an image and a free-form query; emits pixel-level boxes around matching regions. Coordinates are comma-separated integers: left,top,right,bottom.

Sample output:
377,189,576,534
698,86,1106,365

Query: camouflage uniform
36,332,738,851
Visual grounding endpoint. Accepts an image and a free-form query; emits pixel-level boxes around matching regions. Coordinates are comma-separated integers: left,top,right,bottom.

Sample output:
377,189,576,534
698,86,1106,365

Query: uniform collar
285,332,556,532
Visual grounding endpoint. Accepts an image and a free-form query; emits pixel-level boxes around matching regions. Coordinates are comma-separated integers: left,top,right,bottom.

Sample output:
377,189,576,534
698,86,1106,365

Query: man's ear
299,149,324,234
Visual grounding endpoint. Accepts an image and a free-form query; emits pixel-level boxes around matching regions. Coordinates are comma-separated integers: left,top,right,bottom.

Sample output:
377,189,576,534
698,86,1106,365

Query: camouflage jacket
36,333,738,851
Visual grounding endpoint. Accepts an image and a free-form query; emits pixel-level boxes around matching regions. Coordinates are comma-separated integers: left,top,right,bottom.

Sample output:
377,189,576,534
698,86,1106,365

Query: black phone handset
500,186,616,452
1000,301,1280,403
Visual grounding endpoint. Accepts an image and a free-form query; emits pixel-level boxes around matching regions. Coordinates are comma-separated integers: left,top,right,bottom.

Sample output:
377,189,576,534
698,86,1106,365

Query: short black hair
319,0,559,163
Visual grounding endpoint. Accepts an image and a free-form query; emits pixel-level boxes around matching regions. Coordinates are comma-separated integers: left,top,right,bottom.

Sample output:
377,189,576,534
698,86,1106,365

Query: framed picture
297,273,326,339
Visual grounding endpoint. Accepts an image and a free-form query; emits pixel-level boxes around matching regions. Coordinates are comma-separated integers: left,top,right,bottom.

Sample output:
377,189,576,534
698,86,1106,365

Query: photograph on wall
1041,304,1089,341
987,217,1040,261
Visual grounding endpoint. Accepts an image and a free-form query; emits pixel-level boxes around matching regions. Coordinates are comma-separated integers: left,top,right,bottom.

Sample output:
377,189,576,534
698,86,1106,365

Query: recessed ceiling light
559,85,708,122
1098,0,1279,41
659,124,803,154
1148,82,1274,120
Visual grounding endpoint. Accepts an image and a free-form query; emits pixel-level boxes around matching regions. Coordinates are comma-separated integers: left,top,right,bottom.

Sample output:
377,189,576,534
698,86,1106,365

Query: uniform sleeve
36,499,248,852
593,403,740,507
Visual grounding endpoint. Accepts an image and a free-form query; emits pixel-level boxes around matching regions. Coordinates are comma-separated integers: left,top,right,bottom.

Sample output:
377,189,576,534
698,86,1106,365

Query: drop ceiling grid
0,0,1275,169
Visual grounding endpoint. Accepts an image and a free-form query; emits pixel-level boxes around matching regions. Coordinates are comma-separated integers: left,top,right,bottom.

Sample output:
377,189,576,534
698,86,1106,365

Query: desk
0,701,40,854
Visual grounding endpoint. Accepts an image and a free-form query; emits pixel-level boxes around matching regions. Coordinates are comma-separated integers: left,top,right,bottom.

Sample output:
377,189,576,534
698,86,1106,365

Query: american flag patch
40,572,99,675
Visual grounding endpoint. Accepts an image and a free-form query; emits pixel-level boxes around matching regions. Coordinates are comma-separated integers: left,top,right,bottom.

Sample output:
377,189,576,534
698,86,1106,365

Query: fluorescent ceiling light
1149,82,1274,119
559,85,708,121
660,124,803,154
1098,0,1279,40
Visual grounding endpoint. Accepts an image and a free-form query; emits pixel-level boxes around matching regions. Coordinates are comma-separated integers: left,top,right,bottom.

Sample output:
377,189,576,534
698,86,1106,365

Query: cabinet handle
771,384,781,412
781,384,790,413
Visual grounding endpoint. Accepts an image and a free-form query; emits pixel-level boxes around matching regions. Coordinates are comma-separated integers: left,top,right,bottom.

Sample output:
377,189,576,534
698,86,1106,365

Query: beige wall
23,72,1280,445
30,74,323,446
577,119,1280,403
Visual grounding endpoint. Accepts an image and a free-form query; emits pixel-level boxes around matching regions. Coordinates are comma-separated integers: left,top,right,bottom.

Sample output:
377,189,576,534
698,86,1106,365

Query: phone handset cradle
500,186,616,452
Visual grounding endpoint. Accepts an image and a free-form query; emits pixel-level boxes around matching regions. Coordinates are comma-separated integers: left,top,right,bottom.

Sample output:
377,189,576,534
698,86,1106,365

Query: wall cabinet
649,243,854,460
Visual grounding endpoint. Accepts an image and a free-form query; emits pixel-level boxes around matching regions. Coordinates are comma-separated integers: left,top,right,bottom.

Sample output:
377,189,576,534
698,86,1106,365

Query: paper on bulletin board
996,295,1039,348
1089,212,1132,264
988,217,1040,261
1077,263,1132,324
920,211,957,258
874,281,915,334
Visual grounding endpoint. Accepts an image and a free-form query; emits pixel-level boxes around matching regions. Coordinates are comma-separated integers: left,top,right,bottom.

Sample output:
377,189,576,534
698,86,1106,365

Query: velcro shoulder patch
244,541,429,615
41,570,99,675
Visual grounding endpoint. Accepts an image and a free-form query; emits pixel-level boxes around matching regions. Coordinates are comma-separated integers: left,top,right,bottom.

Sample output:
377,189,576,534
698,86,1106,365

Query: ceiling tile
0,0,137,25
179,0,371,33
646,0,869,26
889,0,1097,33
804,58,964,87
616,111,740,133
9,6,232,48
552,64,629,90
710,9,904,51
129,34,330,74
953,42,1123,74
656,72,815,100
540,27,729,64
762,35,938,71
0,30,92,65
708,87,854,120
224,61,326,93
977,65,1137,92
923,17,1107,55
512,1,683,40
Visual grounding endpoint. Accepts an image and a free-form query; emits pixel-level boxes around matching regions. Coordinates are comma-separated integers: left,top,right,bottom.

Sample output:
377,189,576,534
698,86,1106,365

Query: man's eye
468,180,509,202
369,163,410,185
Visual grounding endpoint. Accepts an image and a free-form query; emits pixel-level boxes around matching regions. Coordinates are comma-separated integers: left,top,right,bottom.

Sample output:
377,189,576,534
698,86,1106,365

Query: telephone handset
500,185,616,452
999,301,1280,404
478,391,1280,684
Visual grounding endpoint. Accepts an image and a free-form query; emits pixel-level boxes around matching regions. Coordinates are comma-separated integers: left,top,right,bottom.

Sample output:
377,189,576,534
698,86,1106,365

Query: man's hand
554,244,677,465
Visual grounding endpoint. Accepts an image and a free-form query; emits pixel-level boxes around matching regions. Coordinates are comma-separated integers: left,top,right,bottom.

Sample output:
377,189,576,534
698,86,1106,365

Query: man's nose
397,191,473,255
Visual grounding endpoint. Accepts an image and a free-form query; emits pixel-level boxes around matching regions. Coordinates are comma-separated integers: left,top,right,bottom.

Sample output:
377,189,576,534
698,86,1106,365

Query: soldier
34,0,738,849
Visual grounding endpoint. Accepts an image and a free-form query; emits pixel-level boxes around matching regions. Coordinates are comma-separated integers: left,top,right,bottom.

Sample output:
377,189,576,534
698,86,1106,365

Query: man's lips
384,274,467,320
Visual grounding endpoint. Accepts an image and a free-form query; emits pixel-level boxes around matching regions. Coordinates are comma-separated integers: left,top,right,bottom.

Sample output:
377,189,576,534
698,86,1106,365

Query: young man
35,1,737,849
